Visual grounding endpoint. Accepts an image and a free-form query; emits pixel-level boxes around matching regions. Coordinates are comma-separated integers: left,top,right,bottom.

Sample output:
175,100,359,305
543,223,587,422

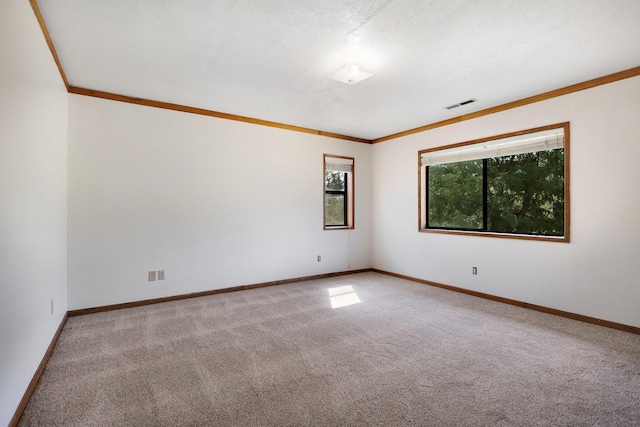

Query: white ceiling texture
36,0,640,141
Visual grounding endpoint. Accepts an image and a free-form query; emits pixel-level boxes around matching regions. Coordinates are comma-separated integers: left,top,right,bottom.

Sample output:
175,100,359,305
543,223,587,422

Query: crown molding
372,66,640,143
68,87,372,143
29,0,69,90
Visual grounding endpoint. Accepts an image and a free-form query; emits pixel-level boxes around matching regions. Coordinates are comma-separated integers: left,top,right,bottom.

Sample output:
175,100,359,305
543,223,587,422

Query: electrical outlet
158,270,165,280
317,255,321,262
148,271,156,281
472,267,478,275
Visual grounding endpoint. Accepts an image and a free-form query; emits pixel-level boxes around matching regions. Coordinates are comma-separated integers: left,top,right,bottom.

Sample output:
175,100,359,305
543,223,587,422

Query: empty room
2,0,640,425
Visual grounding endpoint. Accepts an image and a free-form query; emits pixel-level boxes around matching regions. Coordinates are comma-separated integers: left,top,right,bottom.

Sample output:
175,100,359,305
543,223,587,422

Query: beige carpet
19,272,640,426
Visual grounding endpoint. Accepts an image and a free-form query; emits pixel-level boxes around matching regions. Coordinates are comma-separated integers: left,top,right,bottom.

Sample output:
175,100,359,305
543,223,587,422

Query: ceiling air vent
445,98,478,110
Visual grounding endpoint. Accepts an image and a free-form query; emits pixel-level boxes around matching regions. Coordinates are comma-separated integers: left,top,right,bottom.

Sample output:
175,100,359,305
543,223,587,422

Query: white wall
372,76,640,328
67,95,371,310
0,1,68,425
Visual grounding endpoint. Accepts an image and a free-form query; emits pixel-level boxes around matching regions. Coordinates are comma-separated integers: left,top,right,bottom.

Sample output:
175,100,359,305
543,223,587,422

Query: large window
324,155,354,229
419,123,569,242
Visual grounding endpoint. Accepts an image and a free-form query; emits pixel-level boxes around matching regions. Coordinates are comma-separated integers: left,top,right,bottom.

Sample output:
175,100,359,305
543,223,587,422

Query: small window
324,155,354,229
419,123,569,242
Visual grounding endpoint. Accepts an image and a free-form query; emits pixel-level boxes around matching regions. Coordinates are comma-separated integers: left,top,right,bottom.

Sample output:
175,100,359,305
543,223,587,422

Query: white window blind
421,129,564,167
326,157,354,172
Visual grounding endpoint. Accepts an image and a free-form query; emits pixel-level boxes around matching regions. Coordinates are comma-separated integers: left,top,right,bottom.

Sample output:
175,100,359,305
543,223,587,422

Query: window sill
324,226,354,231
419,228,569,243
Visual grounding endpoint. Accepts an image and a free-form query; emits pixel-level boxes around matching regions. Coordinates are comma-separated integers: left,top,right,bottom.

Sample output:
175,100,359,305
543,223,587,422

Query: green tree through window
428,160,483,229
421,124,568,240
325,171,347,226
487,150,564,235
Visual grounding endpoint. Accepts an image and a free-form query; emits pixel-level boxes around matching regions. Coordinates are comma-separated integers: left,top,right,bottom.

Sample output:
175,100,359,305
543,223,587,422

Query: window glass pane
326,171,346,191
326,194,346,226
487,150,564,236
420,124,568,240
428,160,483,229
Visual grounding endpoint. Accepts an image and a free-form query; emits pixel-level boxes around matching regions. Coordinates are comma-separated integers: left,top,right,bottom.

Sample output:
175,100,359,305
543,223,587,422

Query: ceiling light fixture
331,64,373,85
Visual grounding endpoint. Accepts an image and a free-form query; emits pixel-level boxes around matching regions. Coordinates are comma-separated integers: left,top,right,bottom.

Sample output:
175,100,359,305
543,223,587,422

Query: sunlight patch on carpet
328,285,361,309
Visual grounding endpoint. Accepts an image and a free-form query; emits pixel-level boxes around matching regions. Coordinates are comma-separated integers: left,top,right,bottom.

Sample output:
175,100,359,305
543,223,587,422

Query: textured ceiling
36,0,640,140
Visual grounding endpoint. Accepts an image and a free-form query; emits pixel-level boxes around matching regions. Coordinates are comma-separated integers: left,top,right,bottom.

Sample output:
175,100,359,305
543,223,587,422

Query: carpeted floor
19,272,640,426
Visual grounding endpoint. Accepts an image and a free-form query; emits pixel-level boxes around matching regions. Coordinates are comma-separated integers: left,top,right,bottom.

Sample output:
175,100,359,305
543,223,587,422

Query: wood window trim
418,122,570,243
324,154,355,230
